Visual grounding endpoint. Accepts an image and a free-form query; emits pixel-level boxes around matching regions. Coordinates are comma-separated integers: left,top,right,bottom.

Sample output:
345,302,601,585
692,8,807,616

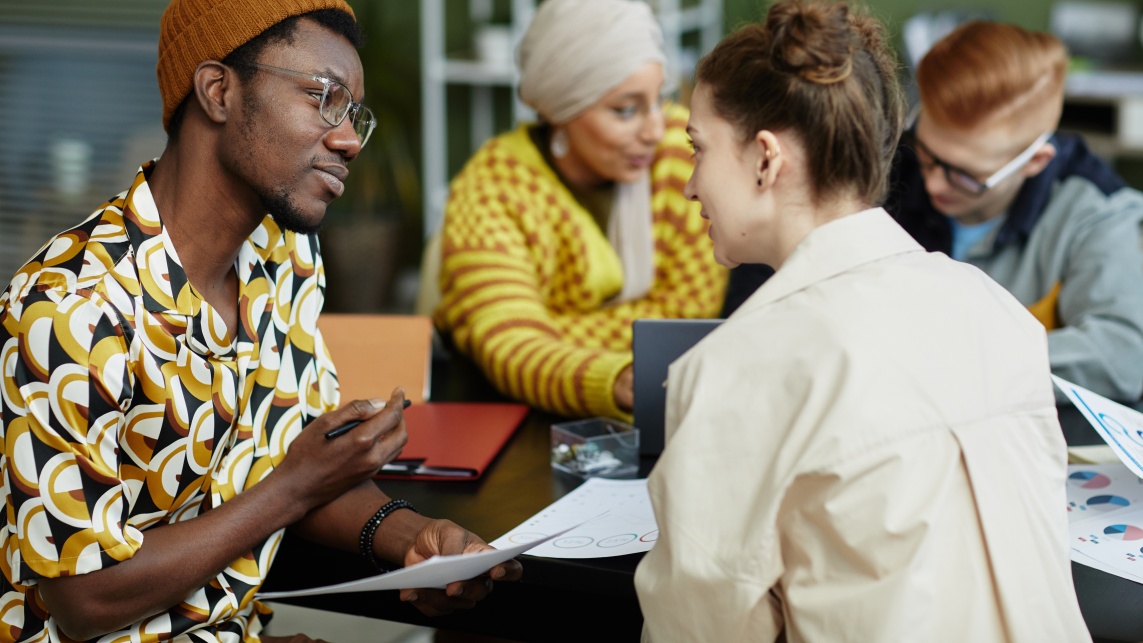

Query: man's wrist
371,506,433,566
360,500,417,570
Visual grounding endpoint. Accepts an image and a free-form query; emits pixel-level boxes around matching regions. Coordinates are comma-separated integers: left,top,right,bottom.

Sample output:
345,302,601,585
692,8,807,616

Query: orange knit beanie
157,0,356,131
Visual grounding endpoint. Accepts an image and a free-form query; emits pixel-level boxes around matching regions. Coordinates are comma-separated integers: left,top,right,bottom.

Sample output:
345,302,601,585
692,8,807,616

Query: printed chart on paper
1056,376,1143,583
490,478,658,558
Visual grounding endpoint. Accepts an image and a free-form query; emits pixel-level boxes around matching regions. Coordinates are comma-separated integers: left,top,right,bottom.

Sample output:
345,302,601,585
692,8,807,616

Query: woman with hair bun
433,0,726,421
633,2,1089,641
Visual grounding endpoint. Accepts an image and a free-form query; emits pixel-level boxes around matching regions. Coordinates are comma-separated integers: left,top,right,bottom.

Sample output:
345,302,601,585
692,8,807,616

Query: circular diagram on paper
640,530,659,543
554,536,594,548
1069,471,1112,489
1086,495,1131,513
507,532,547,544
1104,524,1143,541
598,534,637,548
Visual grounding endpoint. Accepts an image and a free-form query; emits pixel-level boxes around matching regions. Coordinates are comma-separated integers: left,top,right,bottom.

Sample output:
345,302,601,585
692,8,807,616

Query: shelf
1066,70,1143,100
420,0,724,239
426,58,516,86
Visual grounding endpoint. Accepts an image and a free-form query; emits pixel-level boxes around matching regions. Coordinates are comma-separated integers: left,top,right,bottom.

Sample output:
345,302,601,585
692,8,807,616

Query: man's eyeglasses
249,63,376,148
912,130,1052,196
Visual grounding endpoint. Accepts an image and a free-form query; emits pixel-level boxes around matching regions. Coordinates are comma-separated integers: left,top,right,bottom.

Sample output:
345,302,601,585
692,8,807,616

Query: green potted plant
321,1,423,313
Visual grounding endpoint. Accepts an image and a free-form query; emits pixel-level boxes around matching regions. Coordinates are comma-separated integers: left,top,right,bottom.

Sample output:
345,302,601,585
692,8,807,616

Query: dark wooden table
262,351,648,643
263,355,1143,642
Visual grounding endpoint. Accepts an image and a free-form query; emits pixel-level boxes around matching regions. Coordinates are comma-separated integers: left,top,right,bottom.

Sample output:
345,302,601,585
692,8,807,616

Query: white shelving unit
419,0,723,238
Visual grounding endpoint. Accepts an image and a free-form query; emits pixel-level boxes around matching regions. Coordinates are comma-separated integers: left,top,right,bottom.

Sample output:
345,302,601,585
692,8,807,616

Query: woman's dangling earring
551,128,569,158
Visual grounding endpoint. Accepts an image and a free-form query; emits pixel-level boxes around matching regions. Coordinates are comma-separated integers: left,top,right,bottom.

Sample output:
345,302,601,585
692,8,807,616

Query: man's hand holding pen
326,398,412,439
272,386,524,616
271,387,410,508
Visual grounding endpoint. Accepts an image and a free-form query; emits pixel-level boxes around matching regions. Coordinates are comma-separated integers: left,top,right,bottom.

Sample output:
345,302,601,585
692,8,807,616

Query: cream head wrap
517,0,666,125
517,0,666,303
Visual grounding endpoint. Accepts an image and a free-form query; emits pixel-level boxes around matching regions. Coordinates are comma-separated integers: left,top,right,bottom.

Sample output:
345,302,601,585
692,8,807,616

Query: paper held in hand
256,523,580,599
1053,375,1143,478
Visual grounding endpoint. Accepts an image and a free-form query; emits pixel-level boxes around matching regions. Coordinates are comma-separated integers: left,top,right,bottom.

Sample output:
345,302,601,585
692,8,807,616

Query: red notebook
374,402,530,481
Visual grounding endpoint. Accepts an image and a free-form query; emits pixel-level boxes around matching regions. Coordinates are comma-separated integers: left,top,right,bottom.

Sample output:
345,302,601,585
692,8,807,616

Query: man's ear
755,130,783,191
1022,142,1056,179
192,60,233,125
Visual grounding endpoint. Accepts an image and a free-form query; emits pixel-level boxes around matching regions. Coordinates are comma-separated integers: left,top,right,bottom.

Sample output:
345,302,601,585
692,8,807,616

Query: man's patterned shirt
0,162,339,642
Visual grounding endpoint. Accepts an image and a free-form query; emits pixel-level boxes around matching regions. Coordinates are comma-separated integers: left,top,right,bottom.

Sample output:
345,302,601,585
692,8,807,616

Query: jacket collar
995,132,1125,247
732,208,923,316
892,131,1124,252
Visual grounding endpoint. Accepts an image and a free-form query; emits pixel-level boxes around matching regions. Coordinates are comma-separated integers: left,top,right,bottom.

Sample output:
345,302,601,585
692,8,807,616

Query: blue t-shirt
949,216,1004,261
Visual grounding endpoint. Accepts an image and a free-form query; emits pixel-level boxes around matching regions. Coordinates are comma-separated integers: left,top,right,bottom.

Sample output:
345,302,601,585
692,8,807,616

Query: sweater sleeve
436,170,632,420
436,106,726,420
551,105,726,330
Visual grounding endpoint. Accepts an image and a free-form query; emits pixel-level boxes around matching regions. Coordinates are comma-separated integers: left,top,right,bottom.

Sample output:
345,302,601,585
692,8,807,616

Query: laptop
632,318,723,456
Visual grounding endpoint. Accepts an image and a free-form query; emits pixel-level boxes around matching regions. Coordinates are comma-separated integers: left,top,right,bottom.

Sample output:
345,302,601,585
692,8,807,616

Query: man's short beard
261,187,323,236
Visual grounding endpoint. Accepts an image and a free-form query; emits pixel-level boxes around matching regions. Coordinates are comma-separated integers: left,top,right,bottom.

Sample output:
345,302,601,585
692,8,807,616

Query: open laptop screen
632,318,722,456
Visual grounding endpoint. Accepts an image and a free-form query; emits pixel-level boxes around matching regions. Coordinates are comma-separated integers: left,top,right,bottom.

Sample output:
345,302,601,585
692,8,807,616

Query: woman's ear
755,130,782,190
192,60,232,125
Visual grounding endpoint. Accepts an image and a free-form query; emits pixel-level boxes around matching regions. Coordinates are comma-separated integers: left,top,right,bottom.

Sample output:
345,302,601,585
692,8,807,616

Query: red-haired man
890,21,1143,402
726,20,1143,401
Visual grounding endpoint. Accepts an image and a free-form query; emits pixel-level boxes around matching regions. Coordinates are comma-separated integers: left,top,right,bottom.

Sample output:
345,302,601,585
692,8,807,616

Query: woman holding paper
633,2,1089,641
433,0,727,421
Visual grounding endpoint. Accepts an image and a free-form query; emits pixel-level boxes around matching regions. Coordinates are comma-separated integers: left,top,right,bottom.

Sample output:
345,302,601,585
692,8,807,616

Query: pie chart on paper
1069,471,1112,489
1087,495,1131,512
1103,524,1143,541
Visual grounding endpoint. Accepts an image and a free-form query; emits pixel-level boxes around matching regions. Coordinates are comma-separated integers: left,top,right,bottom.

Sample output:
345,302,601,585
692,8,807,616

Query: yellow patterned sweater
436,104,727,420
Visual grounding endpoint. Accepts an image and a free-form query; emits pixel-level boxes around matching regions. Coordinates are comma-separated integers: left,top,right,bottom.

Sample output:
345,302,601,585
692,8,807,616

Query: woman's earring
551,128,569,159
757,179,762,186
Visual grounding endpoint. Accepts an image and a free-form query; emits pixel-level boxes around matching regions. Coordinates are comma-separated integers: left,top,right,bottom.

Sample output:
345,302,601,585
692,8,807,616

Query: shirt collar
120,161,282,316
121,162,197,316
732,208,923,316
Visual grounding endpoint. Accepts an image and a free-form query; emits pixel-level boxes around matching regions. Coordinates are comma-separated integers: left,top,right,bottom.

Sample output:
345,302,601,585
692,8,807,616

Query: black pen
325,399,411,439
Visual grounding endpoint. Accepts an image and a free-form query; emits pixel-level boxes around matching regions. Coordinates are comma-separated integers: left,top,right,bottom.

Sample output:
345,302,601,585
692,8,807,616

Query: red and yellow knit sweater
436,104,727,420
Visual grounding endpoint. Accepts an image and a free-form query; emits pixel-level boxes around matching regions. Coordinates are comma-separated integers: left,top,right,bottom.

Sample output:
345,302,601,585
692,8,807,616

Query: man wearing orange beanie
0,1,520,641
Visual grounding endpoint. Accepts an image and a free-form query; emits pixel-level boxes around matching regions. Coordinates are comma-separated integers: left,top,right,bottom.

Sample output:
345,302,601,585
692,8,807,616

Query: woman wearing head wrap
633,1,1089,641
434,0,727,421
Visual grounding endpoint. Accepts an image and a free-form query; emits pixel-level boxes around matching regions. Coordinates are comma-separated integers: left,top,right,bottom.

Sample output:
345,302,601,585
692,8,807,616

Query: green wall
722,0,1051,39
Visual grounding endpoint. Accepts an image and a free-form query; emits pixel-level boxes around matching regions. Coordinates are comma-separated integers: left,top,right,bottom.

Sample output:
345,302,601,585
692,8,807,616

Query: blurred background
1,0,1140,314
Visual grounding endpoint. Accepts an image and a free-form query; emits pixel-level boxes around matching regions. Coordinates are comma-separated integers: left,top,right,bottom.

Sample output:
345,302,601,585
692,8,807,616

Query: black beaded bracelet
359,499,417,571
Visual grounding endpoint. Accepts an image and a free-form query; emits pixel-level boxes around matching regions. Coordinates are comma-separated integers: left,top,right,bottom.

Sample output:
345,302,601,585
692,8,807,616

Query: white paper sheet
1056,376,1143,584
1070,505,1143,584
1053,375,1143,478
1066,463,1143,581
1066,463,1143,523
490,478,658,559
257,524,577,599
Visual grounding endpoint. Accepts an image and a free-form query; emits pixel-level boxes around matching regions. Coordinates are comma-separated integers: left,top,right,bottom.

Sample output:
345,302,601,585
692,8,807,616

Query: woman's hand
614,365,635,412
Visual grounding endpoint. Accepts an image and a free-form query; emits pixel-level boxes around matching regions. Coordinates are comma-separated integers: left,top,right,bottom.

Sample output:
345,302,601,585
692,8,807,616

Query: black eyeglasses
911,130,1052,196
249,63,376,148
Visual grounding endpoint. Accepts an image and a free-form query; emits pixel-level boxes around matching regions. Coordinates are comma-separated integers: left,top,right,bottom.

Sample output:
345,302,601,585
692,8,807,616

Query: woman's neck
769,192,869,269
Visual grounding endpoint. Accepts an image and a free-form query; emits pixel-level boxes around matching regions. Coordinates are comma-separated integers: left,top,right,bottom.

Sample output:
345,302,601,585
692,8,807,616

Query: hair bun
766,0,857,84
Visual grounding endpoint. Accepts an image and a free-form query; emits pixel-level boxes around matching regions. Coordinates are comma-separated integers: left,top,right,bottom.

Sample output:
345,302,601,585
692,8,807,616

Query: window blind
0,1,164,281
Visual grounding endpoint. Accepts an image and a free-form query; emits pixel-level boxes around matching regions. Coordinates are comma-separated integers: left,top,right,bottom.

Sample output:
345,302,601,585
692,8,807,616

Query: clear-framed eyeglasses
249,62,376,148
911,130,1053,197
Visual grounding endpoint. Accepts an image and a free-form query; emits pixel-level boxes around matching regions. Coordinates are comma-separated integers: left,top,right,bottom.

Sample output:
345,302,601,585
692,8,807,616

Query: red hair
917,21,1067,132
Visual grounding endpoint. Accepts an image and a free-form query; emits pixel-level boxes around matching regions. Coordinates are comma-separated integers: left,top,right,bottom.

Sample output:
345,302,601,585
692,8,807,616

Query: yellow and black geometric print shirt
0,162,339,643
